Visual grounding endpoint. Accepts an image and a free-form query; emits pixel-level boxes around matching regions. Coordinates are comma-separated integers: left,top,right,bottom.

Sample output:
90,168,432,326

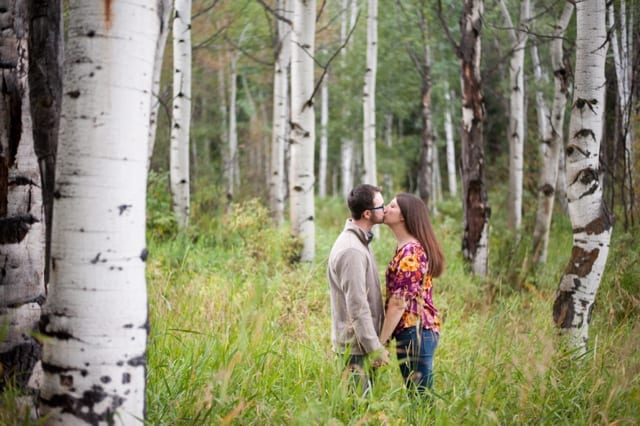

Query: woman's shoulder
401,241,425,256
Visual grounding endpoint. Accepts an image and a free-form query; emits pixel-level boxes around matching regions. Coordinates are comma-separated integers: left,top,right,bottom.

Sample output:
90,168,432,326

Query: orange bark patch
104,0,113,29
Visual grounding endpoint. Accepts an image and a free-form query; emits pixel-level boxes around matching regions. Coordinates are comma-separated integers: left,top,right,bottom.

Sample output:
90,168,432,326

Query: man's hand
371,347,389,369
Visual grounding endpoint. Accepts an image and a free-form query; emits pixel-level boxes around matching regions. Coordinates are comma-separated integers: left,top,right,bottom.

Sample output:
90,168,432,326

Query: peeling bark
459,0,490,276
553,0,612,354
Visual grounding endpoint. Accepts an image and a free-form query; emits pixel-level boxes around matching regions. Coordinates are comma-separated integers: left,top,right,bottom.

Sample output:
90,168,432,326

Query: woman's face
383,198,403,225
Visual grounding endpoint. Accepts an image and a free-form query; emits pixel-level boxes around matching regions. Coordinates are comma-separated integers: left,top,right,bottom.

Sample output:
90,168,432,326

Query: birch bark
290,0,316,262
0,0,46,392
270,0,291,224
340,0,356,199
319,71,329,198
460,0,490,276
552,0,612,354
170,0,192,229
498,0,530,232
147,0,173,169
532,3,573,263
444,86,457,197
362,0,378,186
38,2,160,422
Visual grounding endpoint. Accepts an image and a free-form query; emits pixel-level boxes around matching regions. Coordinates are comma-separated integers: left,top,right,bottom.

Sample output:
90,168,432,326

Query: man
327,184,389,395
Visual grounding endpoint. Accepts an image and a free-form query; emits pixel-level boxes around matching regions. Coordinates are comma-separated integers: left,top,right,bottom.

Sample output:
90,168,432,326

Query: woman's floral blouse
385,241,440,337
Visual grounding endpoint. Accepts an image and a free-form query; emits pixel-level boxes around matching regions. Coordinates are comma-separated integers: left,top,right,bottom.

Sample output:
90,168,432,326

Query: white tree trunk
432,139,442,211
444,86,457,197
170,0,192,229
319,70,329,198
290,0,316,262
270,0,292,224
217,64,229,206
499,0,530,232
383,112,394,196
362,0,378,186
340,0,356,198
532,3,573,263
341,140,355,199
553,0,612,355
39,2,159,423
147,0,173,170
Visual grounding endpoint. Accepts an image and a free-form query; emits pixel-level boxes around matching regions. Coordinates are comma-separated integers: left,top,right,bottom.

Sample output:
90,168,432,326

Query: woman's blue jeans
394,327,439,396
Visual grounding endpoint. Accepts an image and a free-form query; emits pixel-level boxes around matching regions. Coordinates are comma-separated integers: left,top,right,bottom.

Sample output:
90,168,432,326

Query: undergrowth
143,177,639,425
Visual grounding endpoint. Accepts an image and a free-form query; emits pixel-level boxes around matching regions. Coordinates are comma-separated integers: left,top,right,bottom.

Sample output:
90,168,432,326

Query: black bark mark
564,245,599,277
41,385,125,425
0,213,38,244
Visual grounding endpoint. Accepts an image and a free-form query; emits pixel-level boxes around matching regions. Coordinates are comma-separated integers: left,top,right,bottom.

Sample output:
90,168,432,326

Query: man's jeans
395,327,439,397
342,354,374,397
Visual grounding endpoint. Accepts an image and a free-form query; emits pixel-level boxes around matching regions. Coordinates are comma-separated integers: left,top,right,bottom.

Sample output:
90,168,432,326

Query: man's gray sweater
327,219,384,356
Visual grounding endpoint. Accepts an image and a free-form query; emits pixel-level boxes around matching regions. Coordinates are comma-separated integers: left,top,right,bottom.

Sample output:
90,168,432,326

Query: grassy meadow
144,175,639,425
1,172,638,425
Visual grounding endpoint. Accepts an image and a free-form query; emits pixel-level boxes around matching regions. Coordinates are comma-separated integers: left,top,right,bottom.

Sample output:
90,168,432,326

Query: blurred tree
532,2,573,264
498,0,530,232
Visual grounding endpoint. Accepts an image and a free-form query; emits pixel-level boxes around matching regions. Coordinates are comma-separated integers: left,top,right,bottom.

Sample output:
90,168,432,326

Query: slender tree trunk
460,0,490,276
444,86,457,197
417,40,434,206
170,0,192,229
556,144,569,213
383,112,393,196
362,0,378,186
499,0,530,232
608,0,635,227
532,3,573,263
432,138,442,210
319,69,329,197
340,0,356,198
227,51,239,201
148,0,173,169
38,1,160,422
341,140,355,199
290,0,316,262
270,0,291,223
553,0,612,355
217,63,229,204
0,0,46,393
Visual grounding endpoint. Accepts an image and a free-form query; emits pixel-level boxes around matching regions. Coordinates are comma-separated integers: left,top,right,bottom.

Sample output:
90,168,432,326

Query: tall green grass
144,178,639,425
1,173,638,425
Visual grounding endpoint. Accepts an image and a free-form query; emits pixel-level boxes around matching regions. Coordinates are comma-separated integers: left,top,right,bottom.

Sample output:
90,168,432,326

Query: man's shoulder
329,232,366,260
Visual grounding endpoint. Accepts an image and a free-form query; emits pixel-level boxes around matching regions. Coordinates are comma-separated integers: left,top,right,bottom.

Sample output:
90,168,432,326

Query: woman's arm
379,294,406,346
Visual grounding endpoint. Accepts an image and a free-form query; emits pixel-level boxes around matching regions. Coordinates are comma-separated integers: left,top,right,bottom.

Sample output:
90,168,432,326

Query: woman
379,193,445,397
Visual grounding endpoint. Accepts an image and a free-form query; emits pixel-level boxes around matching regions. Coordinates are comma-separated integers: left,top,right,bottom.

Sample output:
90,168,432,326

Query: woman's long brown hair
396,193,445,277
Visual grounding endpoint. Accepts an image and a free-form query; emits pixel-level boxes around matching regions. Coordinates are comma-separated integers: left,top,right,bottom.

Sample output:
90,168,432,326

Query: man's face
369,192,385,224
